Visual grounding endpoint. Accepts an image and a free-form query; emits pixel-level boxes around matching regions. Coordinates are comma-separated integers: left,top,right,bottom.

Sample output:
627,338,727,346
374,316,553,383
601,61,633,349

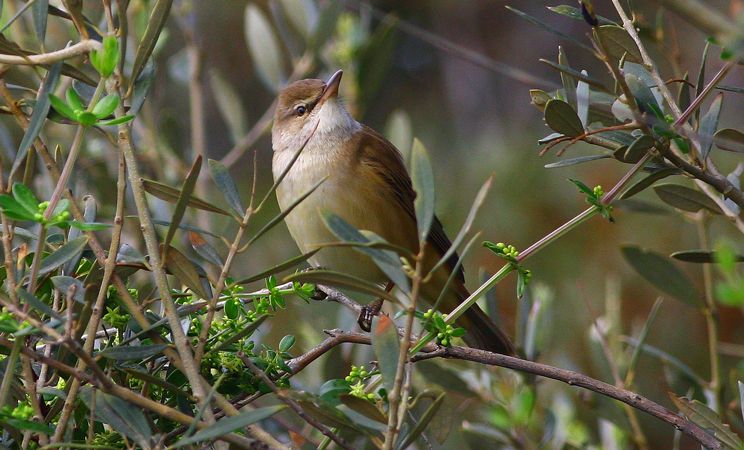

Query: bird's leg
357,281,394,332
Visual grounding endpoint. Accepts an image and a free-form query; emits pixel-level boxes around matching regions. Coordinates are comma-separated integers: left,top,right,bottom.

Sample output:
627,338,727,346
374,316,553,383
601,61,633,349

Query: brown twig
301,330,720,449
239,353,353,450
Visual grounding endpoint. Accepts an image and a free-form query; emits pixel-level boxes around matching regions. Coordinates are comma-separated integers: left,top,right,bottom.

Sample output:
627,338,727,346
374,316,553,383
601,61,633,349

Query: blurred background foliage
0,0,743,447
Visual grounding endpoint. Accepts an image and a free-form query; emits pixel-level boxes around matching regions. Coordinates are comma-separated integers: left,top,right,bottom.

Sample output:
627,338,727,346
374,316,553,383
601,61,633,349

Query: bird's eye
295,105,307,116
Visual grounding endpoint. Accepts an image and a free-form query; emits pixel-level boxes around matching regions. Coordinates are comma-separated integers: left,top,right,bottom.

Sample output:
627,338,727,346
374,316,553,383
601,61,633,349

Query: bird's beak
318,70,343,106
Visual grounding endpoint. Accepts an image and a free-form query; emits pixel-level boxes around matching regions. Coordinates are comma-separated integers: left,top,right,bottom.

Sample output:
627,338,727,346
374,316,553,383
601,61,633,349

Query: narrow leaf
321,212,410,292
671,250,744,264
539,59,608,90
671,395,742,450
188,231,222,267
97,344,169,361
208,158,244,215
162,245,209,299
558,46,576,108
576,70,590,126
506,6,594,52
396,392,445,450
38,236,88,276
246,176,325,247
339,394,387,424
172,405,286,447
411,138,435,241
283,270,399,303
699,93,723,160
142,179,230,216
653,184,723,214
372,315,400,395
79,387,153,448
544,154,610,168
547,5,616,25
621,245,700,307
620,167,679,199
32,0,48,45
12,183,39,215
18,288,62,320
164,155,202,249
429,176,492,275
130,0,173,89
235,249,320,285
11,62,62,179
245,4,285,91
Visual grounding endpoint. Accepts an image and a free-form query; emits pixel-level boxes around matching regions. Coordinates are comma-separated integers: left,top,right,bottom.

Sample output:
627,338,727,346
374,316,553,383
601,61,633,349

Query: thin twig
0,40,101,65
307,330,720,449
239,353,353,450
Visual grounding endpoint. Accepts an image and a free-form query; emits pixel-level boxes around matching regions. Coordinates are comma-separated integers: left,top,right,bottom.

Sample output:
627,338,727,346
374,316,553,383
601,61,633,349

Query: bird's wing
354,125,463,282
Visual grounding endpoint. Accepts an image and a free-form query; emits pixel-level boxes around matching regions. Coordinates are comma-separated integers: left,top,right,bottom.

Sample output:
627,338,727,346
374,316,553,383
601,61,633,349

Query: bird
271,70,514,355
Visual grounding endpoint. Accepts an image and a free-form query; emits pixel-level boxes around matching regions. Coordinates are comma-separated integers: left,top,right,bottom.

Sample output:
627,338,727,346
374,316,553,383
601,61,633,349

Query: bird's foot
357,298,384,332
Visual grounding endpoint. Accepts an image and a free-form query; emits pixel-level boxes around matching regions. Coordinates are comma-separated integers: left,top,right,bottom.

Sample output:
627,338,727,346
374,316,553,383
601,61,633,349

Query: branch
239,353,353,450
0,40,101,65
290,330,720,449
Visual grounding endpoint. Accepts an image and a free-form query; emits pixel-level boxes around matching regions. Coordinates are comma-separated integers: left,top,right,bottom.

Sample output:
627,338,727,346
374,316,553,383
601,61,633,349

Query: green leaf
0,195,35,221
671,250,744,264
223,298,239,319
506,6,594,53
558,46,576,108
372,315,400,396
18,288,63,320
32,0,48,44
539,59,609,90
38,236,89,276
50,276,85,304
142,179,230,216
620,167,679,199
91,35,119,78
653,184,723,215
244,4,285,92
210,315,267,353
695,41,710,124
209,69,247,143
623,135,655,163
165,156,203,249
625,73,661,117
188,231,222,267
340,394,387,424
12,183,39,215
234,249,320,285
65,86,85,112
172,405,286,448
411,138,435,241
97,115,135,126
699,93,723,160
2,416,53,434
569,178,593,197
321,212,410,292
279,335,295,352
595,25,643,63
130,63,154,116
130,0,172,86
544,154,610,168
97,344,169,361
208,159,244,215
544,99,584,137
319,379,351,406
163,245,209,299
91,93,120,119
283,270,399,303
246,176,326,247
714,128,744,153
429,176,492,276
621,245,701,307
12,62,61,179
547,5,615,25
516,271,526,299
69,221,111,231
79,386,153,448
670,395,742,450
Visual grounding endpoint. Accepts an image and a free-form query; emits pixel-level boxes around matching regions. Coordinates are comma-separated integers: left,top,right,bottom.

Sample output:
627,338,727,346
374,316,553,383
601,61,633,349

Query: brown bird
271,70,514,355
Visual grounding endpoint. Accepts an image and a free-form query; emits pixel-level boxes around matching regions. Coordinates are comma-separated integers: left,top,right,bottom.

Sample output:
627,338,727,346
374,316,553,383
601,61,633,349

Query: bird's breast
273,139,390,282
